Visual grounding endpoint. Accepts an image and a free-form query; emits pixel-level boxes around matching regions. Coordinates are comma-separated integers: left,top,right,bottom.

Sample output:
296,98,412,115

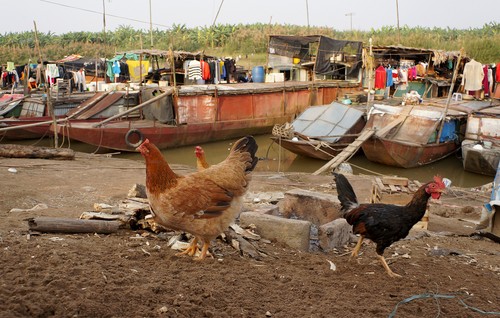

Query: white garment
46,64,59,78
462,59,484,91
187,60,202,80
76,70,86,91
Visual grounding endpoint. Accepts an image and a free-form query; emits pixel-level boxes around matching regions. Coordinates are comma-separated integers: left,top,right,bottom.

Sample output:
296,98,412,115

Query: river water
9,134,494,188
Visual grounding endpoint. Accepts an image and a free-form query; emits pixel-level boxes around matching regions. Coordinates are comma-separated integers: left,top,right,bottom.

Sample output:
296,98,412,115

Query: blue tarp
291,102,364,143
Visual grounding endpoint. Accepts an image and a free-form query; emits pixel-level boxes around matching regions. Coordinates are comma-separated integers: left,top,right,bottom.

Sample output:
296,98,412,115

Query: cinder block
239,212,311,251
277,189,341,226
318,218,353,251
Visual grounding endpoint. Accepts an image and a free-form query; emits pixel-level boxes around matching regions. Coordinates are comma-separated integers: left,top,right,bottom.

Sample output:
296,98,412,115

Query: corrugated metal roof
291,102,364,143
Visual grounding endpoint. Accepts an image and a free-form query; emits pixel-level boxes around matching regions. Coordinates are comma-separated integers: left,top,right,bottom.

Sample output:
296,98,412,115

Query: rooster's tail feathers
333,173,359,216
231,136,259,172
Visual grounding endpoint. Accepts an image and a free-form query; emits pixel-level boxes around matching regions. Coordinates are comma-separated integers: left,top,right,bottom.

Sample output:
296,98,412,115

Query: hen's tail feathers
333,173,359,217
231,135,259,173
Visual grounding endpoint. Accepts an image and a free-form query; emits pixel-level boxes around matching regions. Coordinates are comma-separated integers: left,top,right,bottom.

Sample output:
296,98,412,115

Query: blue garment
386,68,393,87
112,61,121,75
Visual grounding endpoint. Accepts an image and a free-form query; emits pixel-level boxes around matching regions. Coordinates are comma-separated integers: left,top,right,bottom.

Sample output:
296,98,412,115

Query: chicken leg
176,237,200,257
377,254,401,278
194,242,211,261
350,235,364,260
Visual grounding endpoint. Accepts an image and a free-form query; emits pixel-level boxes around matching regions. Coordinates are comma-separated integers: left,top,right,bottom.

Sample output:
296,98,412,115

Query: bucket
252,66,265,83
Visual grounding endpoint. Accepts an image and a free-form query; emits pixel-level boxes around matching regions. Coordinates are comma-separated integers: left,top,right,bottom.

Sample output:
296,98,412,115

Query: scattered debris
10,203,48,213
326,259,337,271
428,247,463,257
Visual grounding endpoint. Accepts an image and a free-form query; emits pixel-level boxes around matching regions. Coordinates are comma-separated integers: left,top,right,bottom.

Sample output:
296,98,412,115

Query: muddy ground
0,154,499,318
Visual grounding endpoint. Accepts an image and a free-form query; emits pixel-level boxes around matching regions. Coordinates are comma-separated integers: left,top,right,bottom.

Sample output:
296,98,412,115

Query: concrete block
277,189,341,226
239,212,311,251
318,218,353,251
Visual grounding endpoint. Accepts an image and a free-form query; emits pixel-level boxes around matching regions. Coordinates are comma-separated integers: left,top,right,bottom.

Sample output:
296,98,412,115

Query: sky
4,0,499,35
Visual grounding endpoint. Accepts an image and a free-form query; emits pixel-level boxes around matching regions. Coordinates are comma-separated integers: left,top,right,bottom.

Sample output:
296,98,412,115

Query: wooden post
33,20,58,148
365,38,374,112
436,48,464,144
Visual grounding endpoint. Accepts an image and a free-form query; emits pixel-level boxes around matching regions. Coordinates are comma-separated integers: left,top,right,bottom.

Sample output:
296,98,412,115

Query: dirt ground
0,154,499,318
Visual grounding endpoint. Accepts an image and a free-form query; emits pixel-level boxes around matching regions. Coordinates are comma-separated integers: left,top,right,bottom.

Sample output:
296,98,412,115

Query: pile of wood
27,183,267,259
374,176,422,194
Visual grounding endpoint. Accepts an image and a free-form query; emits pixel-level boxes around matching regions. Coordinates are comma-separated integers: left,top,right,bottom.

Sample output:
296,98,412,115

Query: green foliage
1,22,499,64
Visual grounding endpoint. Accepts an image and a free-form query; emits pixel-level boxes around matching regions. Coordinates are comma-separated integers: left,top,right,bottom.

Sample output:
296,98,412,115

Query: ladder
313,128,376,175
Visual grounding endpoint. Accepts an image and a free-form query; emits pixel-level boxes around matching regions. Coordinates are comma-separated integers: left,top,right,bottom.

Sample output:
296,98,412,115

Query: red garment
483,66,489,95
374,65,387,89
200,60,211,81
496,62,500,83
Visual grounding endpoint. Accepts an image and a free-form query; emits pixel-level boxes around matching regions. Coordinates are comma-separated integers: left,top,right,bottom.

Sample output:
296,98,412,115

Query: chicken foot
194,242,212,261
175,237,201,257
377,254,401,278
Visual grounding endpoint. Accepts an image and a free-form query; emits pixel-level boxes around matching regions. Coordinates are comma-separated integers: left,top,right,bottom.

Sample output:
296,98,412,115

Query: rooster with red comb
333,174,446,277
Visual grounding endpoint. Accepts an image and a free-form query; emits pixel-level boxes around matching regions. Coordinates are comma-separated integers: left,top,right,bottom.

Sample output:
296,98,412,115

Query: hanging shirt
483,65,489,95
386,68,393,87
496,62,500,83
200,60,210,81
462,59,485,91
46,64,60,78
6,62,15,72
374,65,386,89
392,69,399,83
187,60,202,80
112,61,121,75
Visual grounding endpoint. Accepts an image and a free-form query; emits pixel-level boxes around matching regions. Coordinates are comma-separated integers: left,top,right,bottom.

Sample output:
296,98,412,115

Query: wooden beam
0,144,75,160
28,217,120,234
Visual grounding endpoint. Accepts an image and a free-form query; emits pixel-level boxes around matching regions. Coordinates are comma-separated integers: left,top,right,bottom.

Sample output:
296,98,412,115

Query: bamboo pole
92,89,173,127
436,48,464,144
365,38,374,112
33,20,59,148
0,117,69,132
0,92,110,133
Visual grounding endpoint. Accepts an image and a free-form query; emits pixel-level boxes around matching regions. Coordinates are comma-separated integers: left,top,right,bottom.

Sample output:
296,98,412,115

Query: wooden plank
382,176,409,186
374,105,413,138
65,91,109,118
375,177,385,190
76,92,124,120
388,184,398,192
313,129,375,175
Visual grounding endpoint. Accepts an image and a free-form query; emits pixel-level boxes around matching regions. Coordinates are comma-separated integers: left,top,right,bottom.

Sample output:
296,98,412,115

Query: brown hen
137,136,258,260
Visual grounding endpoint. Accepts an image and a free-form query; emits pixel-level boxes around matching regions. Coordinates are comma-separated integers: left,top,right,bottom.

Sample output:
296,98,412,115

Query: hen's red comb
433,175,446,188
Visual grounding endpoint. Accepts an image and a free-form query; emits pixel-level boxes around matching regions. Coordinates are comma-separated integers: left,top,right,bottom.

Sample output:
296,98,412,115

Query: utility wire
40,0,171,29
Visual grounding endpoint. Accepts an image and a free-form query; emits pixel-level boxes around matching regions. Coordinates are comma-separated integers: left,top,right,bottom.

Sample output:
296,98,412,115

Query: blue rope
389,293,500,318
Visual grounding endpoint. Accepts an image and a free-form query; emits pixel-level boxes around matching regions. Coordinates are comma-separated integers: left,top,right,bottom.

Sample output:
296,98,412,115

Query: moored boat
51,82,357,152
361,103,466,168
461,104,500,176
271,101,366,160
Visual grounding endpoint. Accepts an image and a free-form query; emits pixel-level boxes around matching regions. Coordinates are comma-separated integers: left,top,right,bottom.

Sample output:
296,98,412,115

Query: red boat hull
362,137,459,168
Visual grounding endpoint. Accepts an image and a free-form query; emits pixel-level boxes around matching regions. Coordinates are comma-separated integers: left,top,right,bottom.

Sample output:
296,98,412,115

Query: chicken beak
136,144,148,155
431,188,445,199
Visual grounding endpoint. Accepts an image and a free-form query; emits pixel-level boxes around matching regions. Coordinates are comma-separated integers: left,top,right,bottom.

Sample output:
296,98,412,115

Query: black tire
125,129,144,148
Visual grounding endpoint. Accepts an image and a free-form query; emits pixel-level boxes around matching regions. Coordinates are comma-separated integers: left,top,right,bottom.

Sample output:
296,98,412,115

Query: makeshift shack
266,35,363,83
368,45,463,99
108,49,226,86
